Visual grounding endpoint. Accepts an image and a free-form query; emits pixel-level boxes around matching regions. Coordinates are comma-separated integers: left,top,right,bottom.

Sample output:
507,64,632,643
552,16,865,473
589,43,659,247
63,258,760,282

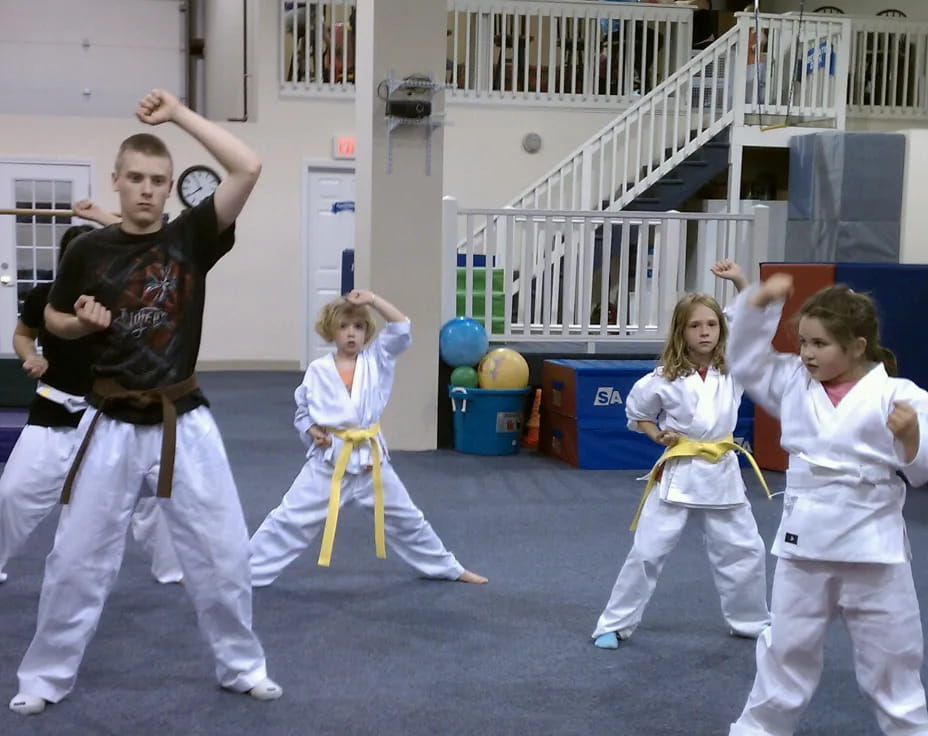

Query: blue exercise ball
439,317,488,367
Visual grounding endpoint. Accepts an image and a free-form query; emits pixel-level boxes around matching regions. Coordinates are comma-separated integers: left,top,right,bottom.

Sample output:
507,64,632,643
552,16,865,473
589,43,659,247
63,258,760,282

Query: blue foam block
834,263,928,390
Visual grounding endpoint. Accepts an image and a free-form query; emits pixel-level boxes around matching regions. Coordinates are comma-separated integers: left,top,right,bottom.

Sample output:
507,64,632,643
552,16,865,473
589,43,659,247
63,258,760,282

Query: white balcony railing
443,198,770,347
740,12,849,129
445,0,693,106
280,0,693,106
279,3,928,122
845,14,928,117
282,0,356,93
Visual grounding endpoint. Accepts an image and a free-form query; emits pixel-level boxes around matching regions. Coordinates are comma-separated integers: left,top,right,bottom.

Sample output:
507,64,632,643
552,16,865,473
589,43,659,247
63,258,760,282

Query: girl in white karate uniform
249,289,487,586
727,274,928,736
592,261,770,649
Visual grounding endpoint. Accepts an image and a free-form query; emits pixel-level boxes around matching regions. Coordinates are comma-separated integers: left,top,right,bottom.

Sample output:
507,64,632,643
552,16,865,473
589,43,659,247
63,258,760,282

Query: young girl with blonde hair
728,275,928,735
592,261,770,649
249,289,486,586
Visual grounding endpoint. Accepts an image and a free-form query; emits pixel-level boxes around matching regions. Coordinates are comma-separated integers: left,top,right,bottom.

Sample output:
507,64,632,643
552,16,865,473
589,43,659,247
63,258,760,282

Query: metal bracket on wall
383,70,451,175
386,115,446,175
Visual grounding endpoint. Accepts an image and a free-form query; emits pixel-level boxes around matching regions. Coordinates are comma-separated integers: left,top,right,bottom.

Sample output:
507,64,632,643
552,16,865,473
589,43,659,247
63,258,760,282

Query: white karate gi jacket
293,320,411,474
626,366,748,508
728,286,928,564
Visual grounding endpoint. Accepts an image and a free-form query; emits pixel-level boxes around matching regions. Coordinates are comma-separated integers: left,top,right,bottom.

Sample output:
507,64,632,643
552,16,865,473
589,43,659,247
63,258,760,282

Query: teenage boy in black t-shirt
0,207,182,586
10,89,280,716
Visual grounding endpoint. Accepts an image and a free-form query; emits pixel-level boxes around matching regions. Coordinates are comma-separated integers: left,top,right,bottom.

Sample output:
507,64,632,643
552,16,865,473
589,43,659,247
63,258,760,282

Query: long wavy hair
660,293,728,381
798,284,897,376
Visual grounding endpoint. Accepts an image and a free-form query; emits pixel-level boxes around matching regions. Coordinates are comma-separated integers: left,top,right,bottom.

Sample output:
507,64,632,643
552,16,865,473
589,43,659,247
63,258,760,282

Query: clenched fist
74,295,112,332
22,355,48,379
656,429,680,447
135,88,182,126
888,401,920,464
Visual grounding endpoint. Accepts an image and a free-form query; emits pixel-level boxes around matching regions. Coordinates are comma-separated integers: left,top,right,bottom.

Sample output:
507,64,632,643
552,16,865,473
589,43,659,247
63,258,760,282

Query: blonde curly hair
315,297,377,345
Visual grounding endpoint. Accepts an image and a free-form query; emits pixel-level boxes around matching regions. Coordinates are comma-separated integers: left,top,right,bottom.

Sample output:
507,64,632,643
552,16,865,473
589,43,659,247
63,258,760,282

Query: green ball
450,366,479,388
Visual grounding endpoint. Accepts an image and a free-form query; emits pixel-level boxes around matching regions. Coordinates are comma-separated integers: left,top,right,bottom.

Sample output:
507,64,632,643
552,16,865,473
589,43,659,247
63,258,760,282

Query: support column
355,0,447,449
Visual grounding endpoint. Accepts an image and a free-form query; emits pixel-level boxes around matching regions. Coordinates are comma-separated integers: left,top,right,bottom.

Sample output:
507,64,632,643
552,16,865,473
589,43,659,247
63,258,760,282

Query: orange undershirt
338,364,356,392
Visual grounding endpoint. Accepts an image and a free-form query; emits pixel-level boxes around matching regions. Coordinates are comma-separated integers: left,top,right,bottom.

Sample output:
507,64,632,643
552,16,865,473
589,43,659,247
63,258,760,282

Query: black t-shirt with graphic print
20,282,96,428
48,195,234,424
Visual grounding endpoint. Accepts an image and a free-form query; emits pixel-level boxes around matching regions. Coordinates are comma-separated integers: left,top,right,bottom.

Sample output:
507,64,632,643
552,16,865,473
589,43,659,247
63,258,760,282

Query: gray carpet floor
1,371,927,735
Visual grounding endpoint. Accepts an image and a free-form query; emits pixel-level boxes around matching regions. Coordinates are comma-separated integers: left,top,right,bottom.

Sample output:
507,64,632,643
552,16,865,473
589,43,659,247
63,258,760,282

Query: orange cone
522,388,541,449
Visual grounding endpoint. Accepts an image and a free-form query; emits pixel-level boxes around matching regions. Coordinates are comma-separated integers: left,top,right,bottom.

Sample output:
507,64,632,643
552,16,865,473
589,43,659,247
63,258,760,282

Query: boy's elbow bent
240,159,262,180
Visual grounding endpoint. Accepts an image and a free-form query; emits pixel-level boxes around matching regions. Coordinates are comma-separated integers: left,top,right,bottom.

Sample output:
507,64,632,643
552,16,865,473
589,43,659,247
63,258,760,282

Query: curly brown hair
315,297,377,345
660,293,728,381
798,285,897,376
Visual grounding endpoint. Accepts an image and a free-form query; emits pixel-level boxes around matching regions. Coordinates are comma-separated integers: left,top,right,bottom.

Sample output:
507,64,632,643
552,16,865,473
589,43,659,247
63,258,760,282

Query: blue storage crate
541,411,663,470
540,359,756,470
449,386,530,456
542,359,657,422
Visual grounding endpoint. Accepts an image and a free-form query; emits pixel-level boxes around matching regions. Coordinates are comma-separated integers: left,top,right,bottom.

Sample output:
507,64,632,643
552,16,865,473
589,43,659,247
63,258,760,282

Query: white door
0,162,92,356
304,166,355,367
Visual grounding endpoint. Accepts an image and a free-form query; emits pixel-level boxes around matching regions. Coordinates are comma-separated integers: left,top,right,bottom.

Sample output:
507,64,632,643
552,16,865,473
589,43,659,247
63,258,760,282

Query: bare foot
457,570,488,584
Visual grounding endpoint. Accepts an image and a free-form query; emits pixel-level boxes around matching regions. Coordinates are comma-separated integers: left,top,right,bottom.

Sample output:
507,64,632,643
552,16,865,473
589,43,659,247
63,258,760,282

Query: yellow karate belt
630,435,772,531
317,422,386,567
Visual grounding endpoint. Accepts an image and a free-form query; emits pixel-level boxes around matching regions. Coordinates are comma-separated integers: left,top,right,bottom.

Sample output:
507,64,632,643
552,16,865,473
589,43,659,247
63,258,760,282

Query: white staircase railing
499,13,850,219
457,25,741,295
444,198,771,347
453,27,743,339
446,15,846,347
503,25,740,216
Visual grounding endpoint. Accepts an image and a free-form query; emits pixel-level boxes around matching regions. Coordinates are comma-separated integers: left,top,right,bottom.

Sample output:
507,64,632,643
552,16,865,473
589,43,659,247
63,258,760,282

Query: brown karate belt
60,374,199,504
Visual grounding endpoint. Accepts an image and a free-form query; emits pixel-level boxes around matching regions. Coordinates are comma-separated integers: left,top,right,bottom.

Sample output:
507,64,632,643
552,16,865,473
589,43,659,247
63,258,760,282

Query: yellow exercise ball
478,348,529,389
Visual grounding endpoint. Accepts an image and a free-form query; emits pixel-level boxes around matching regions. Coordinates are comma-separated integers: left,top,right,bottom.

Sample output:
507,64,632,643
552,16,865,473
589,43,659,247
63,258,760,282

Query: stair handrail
513,25,738,212
460,25,740,256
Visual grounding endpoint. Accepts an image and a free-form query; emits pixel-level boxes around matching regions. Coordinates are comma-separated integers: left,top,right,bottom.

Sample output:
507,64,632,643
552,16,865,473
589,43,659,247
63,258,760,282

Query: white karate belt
36,381,88,413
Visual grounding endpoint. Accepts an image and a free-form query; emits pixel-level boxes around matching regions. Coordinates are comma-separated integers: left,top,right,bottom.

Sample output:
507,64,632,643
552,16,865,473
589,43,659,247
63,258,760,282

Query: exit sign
333,136,356,160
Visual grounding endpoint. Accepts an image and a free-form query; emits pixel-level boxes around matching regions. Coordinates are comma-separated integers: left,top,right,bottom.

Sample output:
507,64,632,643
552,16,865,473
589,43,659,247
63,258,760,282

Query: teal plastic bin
448,386,530,455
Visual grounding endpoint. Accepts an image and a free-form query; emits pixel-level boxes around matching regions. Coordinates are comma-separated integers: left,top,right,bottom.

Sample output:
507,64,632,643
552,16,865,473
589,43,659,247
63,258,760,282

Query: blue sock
594,632,619,649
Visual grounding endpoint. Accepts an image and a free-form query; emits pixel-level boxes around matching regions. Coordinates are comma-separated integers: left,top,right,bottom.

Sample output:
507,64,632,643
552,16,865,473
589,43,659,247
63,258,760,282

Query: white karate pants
593,489,770,639
730,558,928,736
249,455,465,585
130,497,184,584
16,407,267,702
0,424,182,582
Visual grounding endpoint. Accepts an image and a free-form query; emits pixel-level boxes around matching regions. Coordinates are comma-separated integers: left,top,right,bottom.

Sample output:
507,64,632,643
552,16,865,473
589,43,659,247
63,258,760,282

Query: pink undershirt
823,378,859,406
